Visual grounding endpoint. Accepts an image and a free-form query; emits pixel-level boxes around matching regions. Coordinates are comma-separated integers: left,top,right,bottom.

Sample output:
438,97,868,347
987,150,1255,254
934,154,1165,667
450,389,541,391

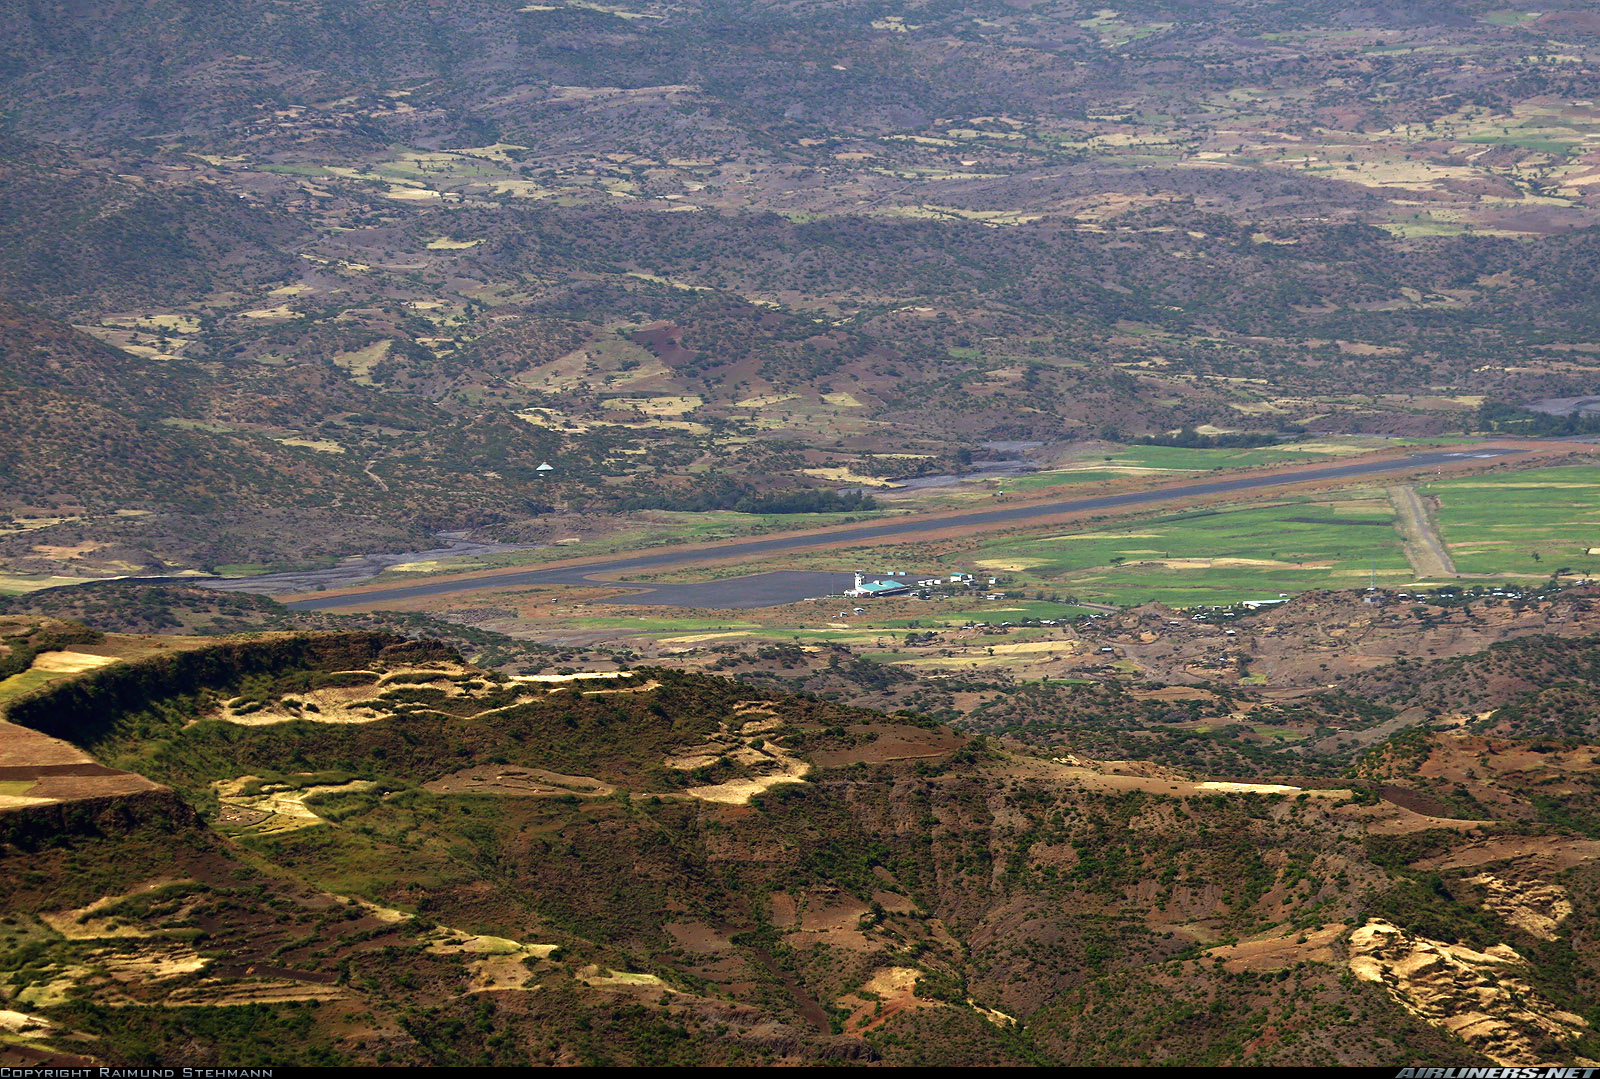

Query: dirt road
1388,484,1458,577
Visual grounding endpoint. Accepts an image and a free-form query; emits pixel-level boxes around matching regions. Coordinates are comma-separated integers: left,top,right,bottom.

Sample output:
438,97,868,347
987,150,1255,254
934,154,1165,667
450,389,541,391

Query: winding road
281,445,1526,611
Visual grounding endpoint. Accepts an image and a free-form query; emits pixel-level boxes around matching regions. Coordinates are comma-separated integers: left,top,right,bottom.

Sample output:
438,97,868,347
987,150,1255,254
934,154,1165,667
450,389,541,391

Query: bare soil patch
423,766,614,798
809,723,967,767
1209,923,1346,972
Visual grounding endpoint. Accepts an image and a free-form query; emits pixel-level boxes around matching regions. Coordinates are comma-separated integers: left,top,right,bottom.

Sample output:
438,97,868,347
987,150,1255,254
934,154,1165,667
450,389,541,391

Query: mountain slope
3,627,1599,1065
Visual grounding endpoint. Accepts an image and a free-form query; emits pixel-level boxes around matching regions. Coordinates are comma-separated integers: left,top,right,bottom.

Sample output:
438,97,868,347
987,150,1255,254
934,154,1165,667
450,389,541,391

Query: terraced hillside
0,622,1599,1065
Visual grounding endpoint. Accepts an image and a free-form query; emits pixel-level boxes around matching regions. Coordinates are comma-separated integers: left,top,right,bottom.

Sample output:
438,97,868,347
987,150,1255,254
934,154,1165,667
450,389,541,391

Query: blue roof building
850,572,910,597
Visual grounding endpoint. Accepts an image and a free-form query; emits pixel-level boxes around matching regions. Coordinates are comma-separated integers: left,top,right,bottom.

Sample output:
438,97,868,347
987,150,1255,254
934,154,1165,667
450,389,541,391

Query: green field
1100,437,1470,473
1005,468,1139,490
1428,466,1600,576
538,464,1600,625
1463,134,1577,156
939,465,1600,607
1104,444,1333,471
994,442,1390,492
0,667,66,704
883,595,1094,621
966,492,1414,606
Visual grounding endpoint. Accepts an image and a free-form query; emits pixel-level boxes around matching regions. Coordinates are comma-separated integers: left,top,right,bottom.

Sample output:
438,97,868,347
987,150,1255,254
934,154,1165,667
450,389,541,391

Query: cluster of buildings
846,570,988,598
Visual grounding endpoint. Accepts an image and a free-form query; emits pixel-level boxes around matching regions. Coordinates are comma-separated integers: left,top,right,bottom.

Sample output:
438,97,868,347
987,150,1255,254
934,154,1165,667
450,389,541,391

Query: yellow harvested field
1131,686,1219,702
1133,557,1326,570
426,237,482,249
213,776,376,833
624,416,713,432
520,336,666,391
39,880,193,940
683,765,809,805
427,929,558,960
977,640,1080,656
735,393,798,408
30,651,117,674
384,185,442,201
78,942,208,988
624,271,710,291
164,981,349,1007
31,541,103,559
1280,439,1390,455
973,558,1041,571
274,437,344,454
219,684,395,726
0,793,57,809
565,2,662,20
1379,394,1485,410
821,392,865,407
15,966,95,1008
240,305,297,319
613,395,703,416
532,674,659,696
0,1009,50,1038
1035,755,1351,800
578,966,673,990
664,711,814,805
802,467,894,486
835,964,945,1034
511,670,632,683
423,766,615,798
516,408,593,433
331,339,391,384
1466,872,1572,940
1195,781,1304,794
109,946,207,980
660,631,755,645
101,313,201,333
442,142,529,161
326,897,556,993
0,516,81,533
488,179,554,197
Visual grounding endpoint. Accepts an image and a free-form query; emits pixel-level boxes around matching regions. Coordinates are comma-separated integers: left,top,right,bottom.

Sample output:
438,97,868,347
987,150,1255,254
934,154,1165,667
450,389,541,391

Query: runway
283,446,1526,611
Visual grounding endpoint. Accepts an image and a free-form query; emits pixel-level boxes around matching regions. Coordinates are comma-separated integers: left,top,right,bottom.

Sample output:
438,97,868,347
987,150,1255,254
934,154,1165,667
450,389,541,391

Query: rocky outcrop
1348,920,1587,1065
1466,873,1573,940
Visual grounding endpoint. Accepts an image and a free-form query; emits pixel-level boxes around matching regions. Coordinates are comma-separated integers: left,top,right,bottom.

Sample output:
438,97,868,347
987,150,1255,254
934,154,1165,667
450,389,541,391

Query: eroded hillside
0,623,1598,1066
